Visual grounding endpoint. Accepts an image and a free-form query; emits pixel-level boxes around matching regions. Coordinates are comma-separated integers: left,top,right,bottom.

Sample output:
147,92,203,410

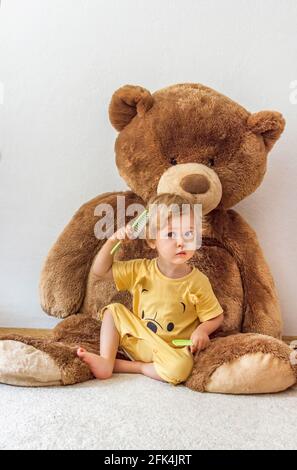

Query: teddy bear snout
180,174,210,195
157,163,223,214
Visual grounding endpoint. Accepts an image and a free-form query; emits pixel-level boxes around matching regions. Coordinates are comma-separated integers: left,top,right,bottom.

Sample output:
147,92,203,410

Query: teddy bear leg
185,333,297,394
0,315,103,387
0,340,62,386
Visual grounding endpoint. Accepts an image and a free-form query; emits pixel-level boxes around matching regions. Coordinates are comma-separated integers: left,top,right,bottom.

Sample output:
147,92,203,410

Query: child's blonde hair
144,193,197,247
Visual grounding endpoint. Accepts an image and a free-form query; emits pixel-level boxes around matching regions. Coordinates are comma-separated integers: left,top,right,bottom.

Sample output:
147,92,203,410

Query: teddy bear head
109,83,285,213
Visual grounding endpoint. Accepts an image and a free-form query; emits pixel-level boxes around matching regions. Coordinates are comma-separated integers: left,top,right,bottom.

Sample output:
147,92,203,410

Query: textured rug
0,373,296,450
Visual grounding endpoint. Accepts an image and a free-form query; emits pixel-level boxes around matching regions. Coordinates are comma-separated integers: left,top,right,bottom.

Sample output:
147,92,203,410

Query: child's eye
167,232,177,238
184,231,194,238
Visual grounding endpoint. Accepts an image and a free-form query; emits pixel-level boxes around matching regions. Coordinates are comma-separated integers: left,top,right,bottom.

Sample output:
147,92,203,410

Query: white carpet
0,373,296,450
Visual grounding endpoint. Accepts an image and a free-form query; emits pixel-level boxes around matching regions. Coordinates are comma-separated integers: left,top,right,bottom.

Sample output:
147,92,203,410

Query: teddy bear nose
180,174,210,194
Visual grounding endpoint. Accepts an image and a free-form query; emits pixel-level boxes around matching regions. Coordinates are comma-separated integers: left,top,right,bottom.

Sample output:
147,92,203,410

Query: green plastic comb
172,339,193,346
110,209,149,255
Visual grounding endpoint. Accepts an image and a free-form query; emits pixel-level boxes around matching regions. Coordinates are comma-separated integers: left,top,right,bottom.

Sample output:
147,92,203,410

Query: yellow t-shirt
112,257,223,344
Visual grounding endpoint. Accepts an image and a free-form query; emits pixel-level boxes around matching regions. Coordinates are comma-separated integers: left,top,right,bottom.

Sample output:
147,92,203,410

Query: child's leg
113,359,166,382
77,309,119,379
140,363,166,382
113,359,142,374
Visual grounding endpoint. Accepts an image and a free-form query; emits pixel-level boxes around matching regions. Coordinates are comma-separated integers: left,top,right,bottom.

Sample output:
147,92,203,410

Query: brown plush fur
0,83,294,392
0,315,127,385
186,333,297,392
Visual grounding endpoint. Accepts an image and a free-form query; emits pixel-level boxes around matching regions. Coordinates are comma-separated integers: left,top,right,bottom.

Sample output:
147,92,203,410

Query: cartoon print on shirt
140,288,186,334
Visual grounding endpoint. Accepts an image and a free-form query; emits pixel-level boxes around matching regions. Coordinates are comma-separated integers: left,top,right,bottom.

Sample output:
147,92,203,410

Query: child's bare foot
77,347,113,379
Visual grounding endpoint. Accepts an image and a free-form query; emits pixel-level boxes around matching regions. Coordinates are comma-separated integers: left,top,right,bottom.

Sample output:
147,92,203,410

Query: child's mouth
176,252,186,256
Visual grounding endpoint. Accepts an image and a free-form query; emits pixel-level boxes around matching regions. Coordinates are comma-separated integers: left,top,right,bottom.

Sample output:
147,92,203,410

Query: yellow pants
99,302,194,385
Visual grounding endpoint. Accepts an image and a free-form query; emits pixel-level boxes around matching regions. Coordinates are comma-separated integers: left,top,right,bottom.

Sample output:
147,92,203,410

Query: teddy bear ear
108,85,154,131
247,111,286,151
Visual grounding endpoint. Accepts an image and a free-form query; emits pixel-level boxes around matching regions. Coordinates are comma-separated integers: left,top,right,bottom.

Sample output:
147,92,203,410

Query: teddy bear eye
207,158,215,167
170,157,177,165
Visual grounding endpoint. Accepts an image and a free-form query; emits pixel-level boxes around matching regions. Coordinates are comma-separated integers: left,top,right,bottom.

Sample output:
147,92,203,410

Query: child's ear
145,239,156,250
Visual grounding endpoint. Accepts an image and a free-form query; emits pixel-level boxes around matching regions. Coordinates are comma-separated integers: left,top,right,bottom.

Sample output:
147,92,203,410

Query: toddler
77,193,224,385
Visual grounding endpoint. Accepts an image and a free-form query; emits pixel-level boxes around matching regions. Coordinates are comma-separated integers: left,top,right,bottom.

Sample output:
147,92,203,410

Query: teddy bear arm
39,192,120,319
225,210,282,338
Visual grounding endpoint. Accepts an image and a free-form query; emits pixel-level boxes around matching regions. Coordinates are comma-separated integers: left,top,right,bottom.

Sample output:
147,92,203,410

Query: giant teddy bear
0,83,296,393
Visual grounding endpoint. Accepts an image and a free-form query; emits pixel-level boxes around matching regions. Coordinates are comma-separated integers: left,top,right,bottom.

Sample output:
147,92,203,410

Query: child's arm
92,223,134,279
190,313,224,354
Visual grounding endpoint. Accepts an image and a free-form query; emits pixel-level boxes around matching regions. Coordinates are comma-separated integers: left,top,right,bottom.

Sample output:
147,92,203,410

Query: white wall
0,0,296,333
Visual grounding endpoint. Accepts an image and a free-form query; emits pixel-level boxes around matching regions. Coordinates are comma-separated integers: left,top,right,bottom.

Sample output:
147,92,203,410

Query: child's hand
190,329,210,354
110,222,135,242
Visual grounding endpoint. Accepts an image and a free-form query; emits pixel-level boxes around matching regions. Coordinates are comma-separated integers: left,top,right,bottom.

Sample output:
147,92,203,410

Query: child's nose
176,237,184,247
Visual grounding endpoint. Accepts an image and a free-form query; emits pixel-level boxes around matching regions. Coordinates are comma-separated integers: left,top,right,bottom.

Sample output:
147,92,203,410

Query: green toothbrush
110,209,149,255
172,339,193,346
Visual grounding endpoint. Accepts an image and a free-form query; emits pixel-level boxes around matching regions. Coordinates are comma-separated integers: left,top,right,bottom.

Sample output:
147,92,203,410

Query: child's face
149,212,197,264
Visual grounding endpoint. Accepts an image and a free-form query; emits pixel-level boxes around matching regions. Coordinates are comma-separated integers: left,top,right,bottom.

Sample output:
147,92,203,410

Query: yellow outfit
99,257,223,385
